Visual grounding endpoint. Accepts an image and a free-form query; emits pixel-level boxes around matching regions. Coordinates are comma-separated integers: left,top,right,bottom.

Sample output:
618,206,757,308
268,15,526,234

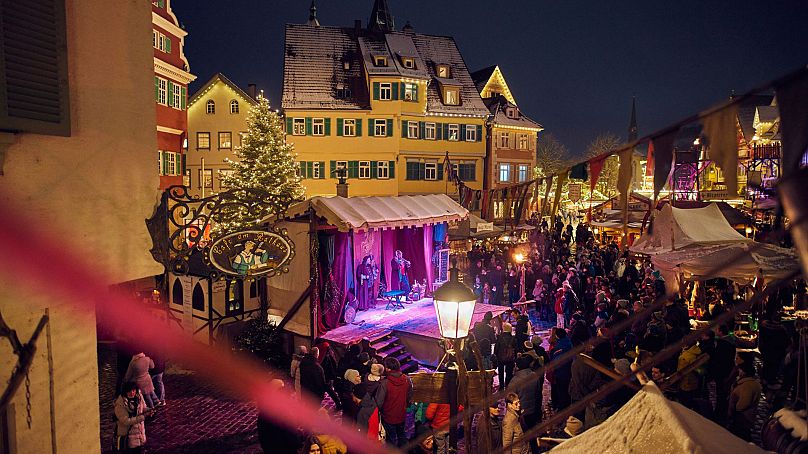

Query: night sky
172,0,808,158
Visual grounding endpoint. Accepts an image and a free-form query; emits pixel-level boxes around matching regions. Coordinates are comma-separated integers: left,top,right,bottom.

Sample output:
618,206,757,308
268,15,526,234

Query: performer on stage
391,250,412,298
356,255,378,310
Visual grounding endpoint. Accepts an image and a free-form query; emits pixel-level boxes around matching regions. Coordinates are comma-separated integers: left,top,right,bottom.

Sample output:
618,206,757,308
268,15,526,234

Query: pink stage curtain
381,230,395,291
321,232,351,331
396,227,427,289
352,230,382,306
422,224,434,293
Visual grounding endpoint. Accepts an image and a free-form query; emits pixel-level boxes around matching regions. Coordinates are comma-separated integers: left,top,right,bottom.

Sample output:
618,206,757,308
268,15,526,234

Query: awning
280,194,469,232
448,213,503,239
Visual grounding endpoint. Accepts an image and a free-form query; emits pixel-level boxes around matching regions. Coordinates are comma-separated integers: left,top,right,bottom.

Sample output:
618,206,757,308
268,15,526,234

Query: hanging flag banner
589,157,606,192
652,130,678,198
569,182,582,203
775,71,808,178
702,104,739,196
645,141,655,177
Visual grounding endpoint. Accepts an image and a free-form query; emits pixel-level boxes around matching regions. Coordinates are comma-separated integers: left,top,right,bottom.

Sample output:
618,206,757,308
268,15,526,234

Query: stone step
378,344,405,358
394,352,412,365
365,329,393,344
401,359,420,374
370,336,400,351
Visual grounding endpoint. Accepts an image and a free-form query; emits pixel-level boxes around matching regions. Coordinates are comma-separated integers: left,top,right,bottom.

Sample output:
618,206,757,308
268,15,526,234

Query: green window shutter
438,162,444,180
165,37,171,53
414,85,419,102
419,121,425,139
181,153,186,173
348,161,359,178
436,123,443,141
401,120,407,138
400,83,406,100
389,161,396,178
154,77,159,102
370,160,378,178
330,160,336,177
418,162,426,180
443,123,450,140
161,151,169,175
373,82,380,100
460,124,466,138
386,119,393,137
477,125,483,141
319,161,326,179
305,117,312,135
368,120,374,137
306,162,314,178
356,119,362,137
299,162,306,178
324,118,331,136
392,82,399,101
167,82,174,107
286,117,293,133
336,118,343,136
181,86,187,110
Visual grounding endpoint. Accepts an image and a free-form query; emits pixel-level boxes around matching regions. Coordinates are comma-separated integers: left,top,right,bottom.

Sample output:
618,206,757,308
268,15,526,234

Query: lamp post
432,258,477,452
514,252,526,301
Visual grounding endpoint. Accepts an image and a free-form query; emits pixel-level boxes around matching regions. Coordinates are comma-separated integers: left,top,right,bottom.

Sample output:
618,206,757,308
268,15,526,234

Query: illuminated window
444,88,459,106
293,118,305,135
198,169,213,188
312,161,321,179
343,119,356,136
359,161,371,179
171,82,182,109
425,162,438,180
500,132,510,148
374,56,388,67
518,164,529,182
196,132,210,149
402,57,415,69
425,122,436,140
499,163,511,182
374,119,387,136
206,99,215,114
230,100,239,114
465,126,477,142
312,118,325,136
408,121,419,139
437,65,450,78
156,77,167,105
518,134,529,150
403,83,418,101
218,132,232,149
379,83,392,101
377,161,390,179
448,124,459,141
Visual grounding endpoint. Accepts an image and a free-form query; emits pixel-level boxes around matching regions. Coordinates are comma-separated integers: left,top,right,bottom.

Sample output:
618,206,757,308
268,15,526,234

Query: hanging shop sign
476,222,494,232
569,183,582,203
209,229,295,278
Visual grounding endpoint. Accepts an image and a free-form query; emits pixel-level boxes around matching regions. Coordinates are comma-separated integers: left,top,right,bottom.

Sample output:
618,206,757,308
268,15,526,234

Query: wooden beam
277,284,313,331
578,353,641,391
660,353,709,390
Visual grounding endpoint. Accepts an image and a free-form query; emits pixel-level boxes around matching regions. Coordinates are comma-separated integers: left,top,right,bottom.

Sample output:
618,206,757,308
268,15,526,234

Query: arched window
225,278,243,315
230,99,239,114
172,279,183,305
206,99,215,114
192,283,205,311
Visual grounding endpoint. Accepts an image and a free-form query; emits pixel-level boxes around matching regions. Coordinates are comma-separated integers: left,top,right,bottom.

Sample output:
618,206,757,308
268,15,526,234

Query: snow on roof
484,96,543,129
188,72,256,108
282,24,368,110
550,382,767,454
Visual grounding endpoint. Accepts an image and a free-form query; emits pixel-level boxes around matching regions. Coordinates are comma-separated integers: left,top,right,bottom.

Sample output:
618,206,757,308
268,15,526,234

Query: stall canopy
550,382,766,454
282,194,468,232
630,203,750,255
448,212,503,240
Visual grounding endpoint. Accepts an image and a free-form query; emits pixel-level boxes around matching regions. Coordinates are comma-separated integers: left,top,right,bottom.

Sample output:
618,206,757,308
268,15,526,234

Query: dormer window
506,107,518,119
437,64,451,78
443,87,459,106
402,57,415,69
374,56,388,67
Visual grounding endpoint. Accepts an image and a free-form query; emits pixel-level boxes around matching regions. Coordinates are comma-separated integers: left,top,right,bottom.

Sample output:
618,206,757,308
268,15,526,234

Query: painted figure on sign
391,250,412,296
231,240,270,275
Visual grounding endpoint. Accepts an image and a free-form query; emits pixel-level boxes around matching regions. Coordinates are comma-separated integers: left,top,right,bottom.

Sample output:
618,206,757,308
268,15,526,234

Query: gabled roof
484,95,542,130
472,65,517,105
470,65,497,89
736,93,775,142
188,73,256,107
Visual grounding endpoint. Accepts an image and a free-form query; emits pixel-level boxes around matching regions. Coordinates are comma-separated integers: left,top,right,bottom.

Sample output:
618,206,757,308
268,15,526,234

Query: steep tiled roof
736,93,774,141
470,65,497,91
188,72,256,107
484,95,542,130
282,24,368,110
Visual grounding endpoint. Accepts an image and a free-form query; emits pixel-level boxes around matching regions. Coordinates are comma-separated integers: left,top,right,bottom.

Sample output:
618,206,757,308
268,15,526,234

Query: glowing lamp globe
432,263,477,339
514,253,525,263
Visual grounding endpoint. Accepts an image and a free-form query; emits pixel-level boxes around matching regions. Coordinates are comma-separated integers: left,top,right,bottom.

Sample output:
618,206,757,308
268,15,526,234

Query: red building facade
152,0,195,189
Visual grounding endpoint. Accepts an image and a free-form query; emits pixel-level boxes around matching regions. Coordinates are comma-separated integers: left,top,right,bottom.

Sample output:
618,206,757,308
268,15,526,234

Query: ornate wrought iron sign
209,229,294,278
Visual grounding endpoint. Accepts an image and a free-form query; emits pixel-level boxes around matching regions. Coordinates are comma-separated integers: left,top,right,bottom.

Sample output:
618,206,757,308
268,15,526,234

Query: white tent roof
550,382,766,454
280,194,469,232
631,203,750,255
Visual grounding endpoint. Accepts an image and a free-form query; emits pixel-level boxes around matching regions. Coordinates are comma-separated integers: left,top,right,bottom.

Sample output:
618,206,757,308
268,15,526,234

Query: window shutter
162,151,169,175
319,161,325,179
165,36,171,53
305,117,312,135
155,77,159,102
459,124,466,139
167,82,174,107
348,161,358,179
419,121,425,138
476,125,482,142
324,118,331,136
370,160,378,179
181,86,187,110
299,162,306,178
436,123,443,141
418,162,425,180
286,117,293,133
336,118,343,136
413,85,419,102
306,161,314,179
386,119,393,137
443,124,450,140
368,120,374,137
437,162,444,180
389,161,395,178
373,82,380,100
330,160,336,177
401,83,407,100
392,82,399,101
356,119,362,137
401,120,407,138
181,153,186,173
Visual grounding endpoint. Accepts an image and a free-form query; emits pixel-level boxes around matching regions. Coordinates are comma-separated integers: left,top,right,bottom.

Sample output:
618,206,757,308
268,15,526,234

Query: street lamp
513,253,526,301
745,226,753,238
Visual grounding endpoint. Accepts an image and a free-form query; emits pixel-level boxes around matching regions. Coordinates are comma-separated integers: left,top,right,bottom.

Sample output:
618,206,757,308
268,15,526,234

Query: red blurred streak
0,200,393,454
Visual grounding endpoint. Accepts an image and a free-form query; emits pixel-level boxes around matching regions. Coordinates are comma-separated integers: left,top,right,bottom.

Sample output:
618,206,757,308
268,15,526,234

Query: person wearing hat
495,323,517,388
475,400,502,453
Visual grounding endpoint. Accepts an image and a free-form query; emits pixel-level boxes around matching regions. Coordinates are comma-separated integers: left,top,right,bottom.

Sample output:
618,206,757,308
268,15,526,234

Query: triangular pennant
646,141,655,177
702,104,739,195
589,157,606,192
652,130,678,198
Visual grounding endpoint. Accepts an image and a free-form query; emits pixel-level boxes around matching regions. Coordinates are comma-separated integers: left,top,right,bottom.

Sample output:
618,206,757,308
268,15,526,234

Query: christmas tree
214,95,304,236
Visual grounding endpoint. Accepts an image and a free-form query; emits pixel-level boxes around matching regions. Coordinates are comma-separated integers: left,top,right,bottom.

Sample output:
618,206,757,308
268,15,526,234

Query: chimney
354,19,362,37
336,182,349,198
247,84,257,99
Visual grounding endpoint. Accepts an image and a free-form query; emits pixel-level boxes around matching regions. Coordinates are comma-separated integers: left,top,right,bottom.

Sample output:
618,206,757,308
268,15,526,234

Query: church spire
628,96,638,142
368,0,394,33
307,0,320,26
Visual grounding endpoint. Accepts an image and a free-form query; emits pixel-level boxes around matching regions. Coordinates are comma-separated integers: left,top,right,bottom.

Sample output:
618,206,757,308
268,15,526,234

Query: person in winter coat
426,402,464,454
149,350,166,406
495,323,517,388
508,355,541,453
379,357,413,447
554,288,566,328
299,349,329,405
124,352,159,409
676,342,703,409
257,379,301,453
475,402,502,453
113,382,153,453
355,363,385,440
502,392,530,454
291,345,308,395
728,361,762,441
549,328,573,411
340,369,362,422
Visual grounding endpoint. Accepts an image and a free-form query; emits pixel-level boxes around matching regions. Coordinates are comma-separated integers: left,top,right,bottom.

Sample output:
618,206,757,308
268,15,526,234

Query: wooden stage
321,298,509,366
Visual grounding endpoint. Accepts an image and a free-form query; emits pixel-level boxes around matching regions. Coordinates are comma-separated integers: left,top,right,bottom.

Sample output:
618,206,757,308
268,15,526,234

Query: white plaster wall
0,1,163,452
